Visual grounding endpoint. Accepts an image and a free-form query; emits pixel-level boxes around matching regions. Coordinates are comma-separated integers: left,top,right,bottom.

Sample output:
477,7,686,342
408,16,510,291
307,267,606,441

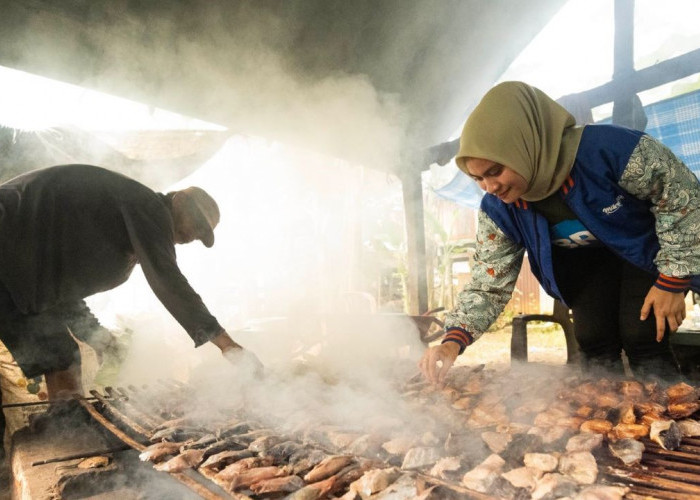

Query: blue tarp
434,88,700,206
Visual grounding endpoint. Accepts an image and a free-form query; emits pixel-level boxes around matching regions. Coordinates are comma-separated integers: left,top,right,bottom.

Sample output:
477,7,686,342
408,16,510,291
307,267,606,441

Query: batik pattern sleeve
620,134,700,291
442,209,525,353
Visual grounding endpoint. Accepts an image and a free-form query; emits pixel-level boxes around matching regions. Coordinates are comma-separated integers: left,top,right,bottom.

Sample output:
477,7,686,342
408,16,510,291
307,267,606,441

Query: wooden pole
400,169,429,315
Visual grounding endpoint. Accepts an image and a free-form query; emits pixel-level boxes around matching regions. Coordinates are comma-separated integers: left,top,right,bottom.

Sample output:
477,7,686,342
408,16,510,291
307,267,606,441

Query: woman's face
465,158,528,204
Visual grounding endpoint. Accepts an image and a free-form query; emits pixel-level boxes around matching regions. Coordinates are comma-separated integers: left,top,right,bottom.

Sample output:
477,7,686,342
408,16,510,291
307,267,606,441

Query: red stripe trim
658,274,690,283
656,282,688,290
655,274,690,292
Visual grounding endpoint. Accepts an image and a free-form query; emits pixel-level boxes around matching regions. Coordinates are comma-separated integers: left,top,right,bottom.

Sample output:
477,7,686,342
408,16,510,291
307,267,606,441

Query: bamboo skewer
31,445,131,466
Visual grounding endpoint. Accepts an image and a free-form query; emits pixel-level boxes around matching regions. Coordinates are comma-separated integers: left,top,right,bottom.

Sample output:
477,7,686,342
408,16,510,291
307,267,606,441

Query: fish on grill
461,453,505,493
249,474,305,494
154,448,206,472
619,380,644,400
345,433,384,456
381,436,416,456
149,425,208,443
565,432,603,452
501,466,539,490
481,430,511,454
249,435,283,454
287,475,337,500
198,449,255,471
289,448,329,475
428,456,462,480
667,382,699,403
523,452,558,473
607,423,649,441
228,465,290,491
303,455,355,483
668,401,700,419
558,451,597,484
346,467,401,497
400,447,442,470
579,418,613,434
532,472,579,499
265,440,305,463
634,401,666,415
138,441,186,463
608,438,644,465
84,369,700,499
649,419,682,450
215,456,275,482
677,418,700,436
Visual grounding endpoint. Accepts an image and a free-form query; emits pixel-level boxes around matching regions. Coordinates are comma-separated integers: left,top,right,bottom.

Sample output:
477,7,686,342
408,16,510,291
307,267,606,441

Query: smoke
78,132,431,435
61,1,410,171
0,2,445,431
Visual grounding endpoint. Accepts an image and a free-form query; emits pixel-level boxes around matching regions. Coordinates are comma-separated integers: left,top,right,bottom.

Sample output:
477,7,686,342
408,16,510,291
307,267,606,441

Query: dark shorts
0,283,82,379
552,245,680,380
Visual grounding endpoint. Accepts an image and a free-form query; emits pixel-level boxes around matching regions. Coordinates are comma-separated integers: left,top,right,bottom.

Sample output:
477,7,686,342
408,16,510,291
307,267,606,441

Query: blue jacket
481,124,700,302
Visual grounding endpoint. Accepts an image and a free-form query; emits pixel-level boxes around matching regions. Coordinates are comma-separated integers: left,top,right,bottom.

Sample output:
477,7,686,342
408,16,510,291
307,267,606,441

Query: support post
612,0,647,130
400,169,429,315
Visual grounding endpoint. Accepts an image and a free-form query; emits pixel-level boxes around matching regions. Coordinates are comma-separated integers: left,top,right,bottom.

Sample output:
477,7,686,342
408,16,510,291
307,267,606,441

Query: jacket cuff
654,274,691,293
441,327,474,355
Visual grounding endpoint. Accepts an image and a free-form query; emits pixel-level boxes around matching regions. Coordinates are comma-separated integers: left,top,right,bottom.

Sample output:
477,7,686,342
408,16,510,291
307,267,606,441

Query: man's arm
209,329,242,352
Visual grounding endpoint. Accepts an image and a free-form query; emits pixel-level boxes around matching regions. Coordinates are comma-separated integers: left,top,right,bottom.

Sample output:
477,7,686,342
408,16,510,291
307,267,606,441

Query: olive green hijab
455,81,584,202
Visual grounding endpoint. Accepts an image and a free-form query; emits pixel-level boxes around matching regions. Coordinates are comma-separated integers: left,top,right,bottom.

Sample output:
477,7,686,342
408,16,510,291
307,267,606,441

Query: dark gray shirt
0,164,222,346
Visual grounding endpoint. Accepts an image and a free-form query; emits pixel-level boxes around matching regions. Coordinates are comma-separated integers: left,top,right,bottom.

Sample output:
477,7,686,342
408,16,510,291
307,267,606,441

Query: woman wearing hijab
420,81,700,384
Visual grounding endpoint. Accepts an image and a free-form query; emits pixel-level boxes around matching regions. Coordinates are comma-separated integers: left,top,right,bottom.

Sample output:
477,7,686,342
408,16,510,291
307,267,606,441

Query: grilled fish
609,438,644,465
139,441,185,463
558,451,597,484
198,449,255,471
649,419,682,450
229,465,289,491
154,448,205,472
303,455,354,483
250,474,305,494
216,456,275,481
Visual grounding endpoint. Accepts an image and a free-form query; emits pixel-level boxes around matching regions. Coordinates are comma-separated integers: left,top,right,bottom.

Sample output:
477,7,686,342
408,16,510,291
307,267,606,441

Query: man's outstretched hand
222,346,264,378
210,330,264,377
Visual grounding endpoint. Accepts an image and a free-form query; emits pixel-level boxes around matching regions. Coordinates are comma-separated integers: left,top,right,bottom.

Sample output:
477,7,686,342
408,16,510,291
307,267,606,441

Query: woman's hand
419,342,460,385
640,287,686,342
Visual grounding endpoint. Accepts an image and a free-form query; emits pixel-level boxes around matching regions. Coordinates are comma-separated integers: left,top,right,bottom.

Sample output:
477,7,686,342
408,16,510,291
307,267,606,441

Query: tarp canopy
0,0,568,174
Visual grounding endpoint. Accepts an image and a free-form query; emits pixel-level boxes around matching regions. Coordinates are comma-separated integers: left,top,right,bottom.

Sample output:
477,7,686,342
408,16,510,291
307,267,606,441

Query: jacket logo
602,195,624,215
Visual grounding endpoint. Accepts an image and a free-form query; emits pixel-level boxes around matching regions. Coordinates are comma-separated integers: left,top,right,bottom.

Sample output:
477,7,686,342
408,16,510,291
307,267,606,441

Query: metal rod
98,388,162,430
603,465,700,495
89,389,152,437
31,445,131,466
626,485,700,500
1,396,100,409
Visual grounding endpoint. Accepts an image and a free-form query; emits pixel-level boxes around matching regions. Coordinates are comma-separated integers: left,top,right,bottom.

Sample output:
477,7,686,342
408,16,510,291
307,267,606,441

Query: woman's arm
420,209,524,383
620,134,700,339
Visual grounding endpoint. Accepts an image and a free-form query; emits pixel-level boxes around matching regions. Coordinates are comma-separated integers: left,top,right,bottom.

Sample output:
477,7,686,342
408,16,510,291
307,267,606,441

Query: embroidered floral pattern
621,134,700,277
444,209,524,342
